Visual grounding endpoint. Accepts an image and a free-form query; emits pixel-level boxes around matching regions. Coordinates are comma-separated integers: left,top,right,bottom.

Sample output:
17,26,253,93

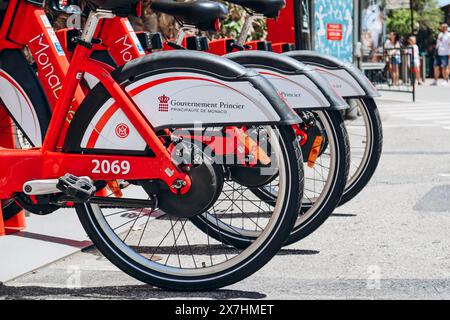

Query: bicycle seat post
81,9,116,43
236,14,264,48
175,25,198,46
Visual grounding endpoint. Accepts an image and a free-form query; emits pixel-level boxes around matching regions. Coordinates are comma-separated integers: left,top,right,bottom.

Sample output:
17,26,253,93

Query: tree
386,0,443,40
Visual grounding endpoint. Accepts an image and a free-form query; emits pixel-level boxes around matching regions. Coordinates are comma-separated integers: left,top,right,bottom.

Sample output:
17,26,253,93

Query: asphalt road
1,85,450,300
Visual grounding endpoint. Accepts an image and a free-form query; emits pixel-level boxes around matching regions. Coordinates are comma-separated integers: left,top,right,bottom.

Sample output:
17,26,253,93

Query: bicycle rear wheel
73,124,303,290
192,110,349,248
339,97,383,205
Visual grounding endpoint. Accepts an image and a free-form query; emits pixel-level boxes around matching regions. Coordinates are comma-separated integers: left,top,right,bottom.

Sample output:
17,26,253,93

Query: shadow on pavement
414,185,450,212
9,231,92,249
331,213,357,217
82,245,320,256
277,249,320,255
0,283,266,300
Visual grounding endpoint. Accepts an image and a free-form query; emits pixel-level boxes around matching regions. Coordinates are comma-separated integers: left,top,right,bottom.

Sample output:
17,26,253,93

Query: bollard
0,201,26,236
4,209,26,234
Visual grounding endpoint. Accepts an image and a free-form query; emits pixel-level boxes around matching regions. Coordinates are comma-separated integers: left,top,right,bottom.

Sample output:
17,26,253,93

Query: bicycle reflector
136,0,142,17
107,180,123,198
214,18,220,32
307,136,323,168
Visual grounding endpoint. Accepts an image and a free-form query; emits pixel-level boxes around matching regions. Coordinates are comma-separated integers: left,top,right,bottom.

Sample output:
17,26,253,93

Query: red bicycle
0,0,305,290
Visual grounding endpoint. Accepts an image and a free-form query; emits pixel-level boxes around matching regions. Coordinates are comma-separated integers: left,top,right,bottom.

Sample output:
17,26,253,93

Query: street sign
327,24,343,41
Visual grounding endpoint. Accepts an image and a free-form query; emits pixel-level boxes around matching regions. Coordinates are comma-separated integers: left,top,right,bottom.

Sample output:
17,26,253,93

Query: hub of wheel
150,160,224,218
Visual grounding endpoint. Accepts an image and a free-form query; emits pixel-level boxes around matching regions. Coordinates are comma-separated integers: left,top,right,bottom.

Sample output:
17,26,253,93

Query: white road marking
438,173,450,177
378,102,450,109
382,124,437,128
379,102,450,130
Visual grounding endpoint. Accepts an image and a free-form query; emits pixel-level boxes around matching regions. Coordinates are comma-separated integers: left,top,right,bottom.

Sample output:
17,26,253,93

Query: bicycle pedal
56,174,96,201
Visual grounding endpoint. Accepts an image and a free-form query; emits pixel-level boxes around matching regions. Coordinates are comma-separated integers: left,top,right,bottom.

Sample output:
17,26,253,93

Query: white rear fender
127,72,281,129
285,51,380,98
255,69,331,109
66,50,301,153
78,72,282,151
81,73,280,151
312,67,366,97
225,50,348,110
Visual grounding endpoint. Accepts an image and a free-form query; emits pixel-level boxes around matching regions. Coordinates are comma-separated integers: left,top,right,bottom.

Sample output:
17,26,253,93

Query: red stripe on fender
86,103,120,148
260,70,301,85
259,70,326,107
127,76,240,96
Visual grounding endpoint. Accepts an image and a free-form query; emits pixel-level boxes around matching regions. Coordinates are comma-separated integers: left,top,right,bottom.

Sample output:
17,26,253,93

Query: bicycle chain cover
56,174,96,201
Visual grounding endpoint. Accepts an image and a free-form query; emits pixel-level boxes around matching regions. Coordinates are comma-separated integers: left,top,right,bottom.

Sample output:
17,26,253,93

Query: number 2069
92,160,131,175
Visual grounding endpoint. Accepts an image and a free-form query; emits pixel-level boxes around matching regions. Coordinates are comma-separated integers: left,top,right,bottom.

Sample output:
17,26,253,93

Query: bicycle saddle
225,0,285,18
150,0,228,31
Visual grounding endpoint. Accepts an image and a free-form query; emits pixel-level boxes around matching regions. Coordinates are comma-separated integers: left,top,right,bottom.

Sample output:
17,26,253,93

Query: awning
386,0,410,10
438,0,450,8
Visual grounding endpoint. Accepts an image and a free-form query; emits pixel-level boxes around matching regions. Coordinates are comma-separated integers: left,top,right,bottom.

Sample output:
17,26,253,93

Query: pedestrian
432,23,450,86
407,36,423,85
385,32,401,86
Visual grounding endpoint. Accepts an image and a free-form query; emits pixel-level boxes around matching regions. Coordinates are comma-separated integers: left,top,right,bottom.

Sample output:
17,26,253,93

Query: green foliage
386,9,418,38
219,4,266,40
386,0,443,39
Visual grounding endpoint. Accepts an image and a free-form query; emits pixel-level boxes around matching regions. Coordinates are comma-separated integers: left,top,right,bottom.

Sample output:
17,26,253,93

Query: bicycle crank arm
23,175,94,196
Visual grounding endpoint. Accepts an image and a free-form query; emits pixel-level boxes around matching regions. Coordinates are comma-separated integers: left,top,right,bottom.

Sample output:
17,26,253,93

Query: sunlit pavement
1,85,450,300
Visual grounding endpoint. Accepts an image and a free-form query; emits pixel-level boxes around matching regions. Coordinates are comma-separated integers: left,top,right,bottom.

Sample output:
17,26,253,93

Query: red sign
327,24,343,41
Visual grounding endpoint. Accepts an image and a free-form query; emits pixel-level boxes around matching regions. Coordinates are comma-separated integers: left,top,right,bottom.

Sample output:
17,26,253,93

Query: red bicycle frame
0,0,191,199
